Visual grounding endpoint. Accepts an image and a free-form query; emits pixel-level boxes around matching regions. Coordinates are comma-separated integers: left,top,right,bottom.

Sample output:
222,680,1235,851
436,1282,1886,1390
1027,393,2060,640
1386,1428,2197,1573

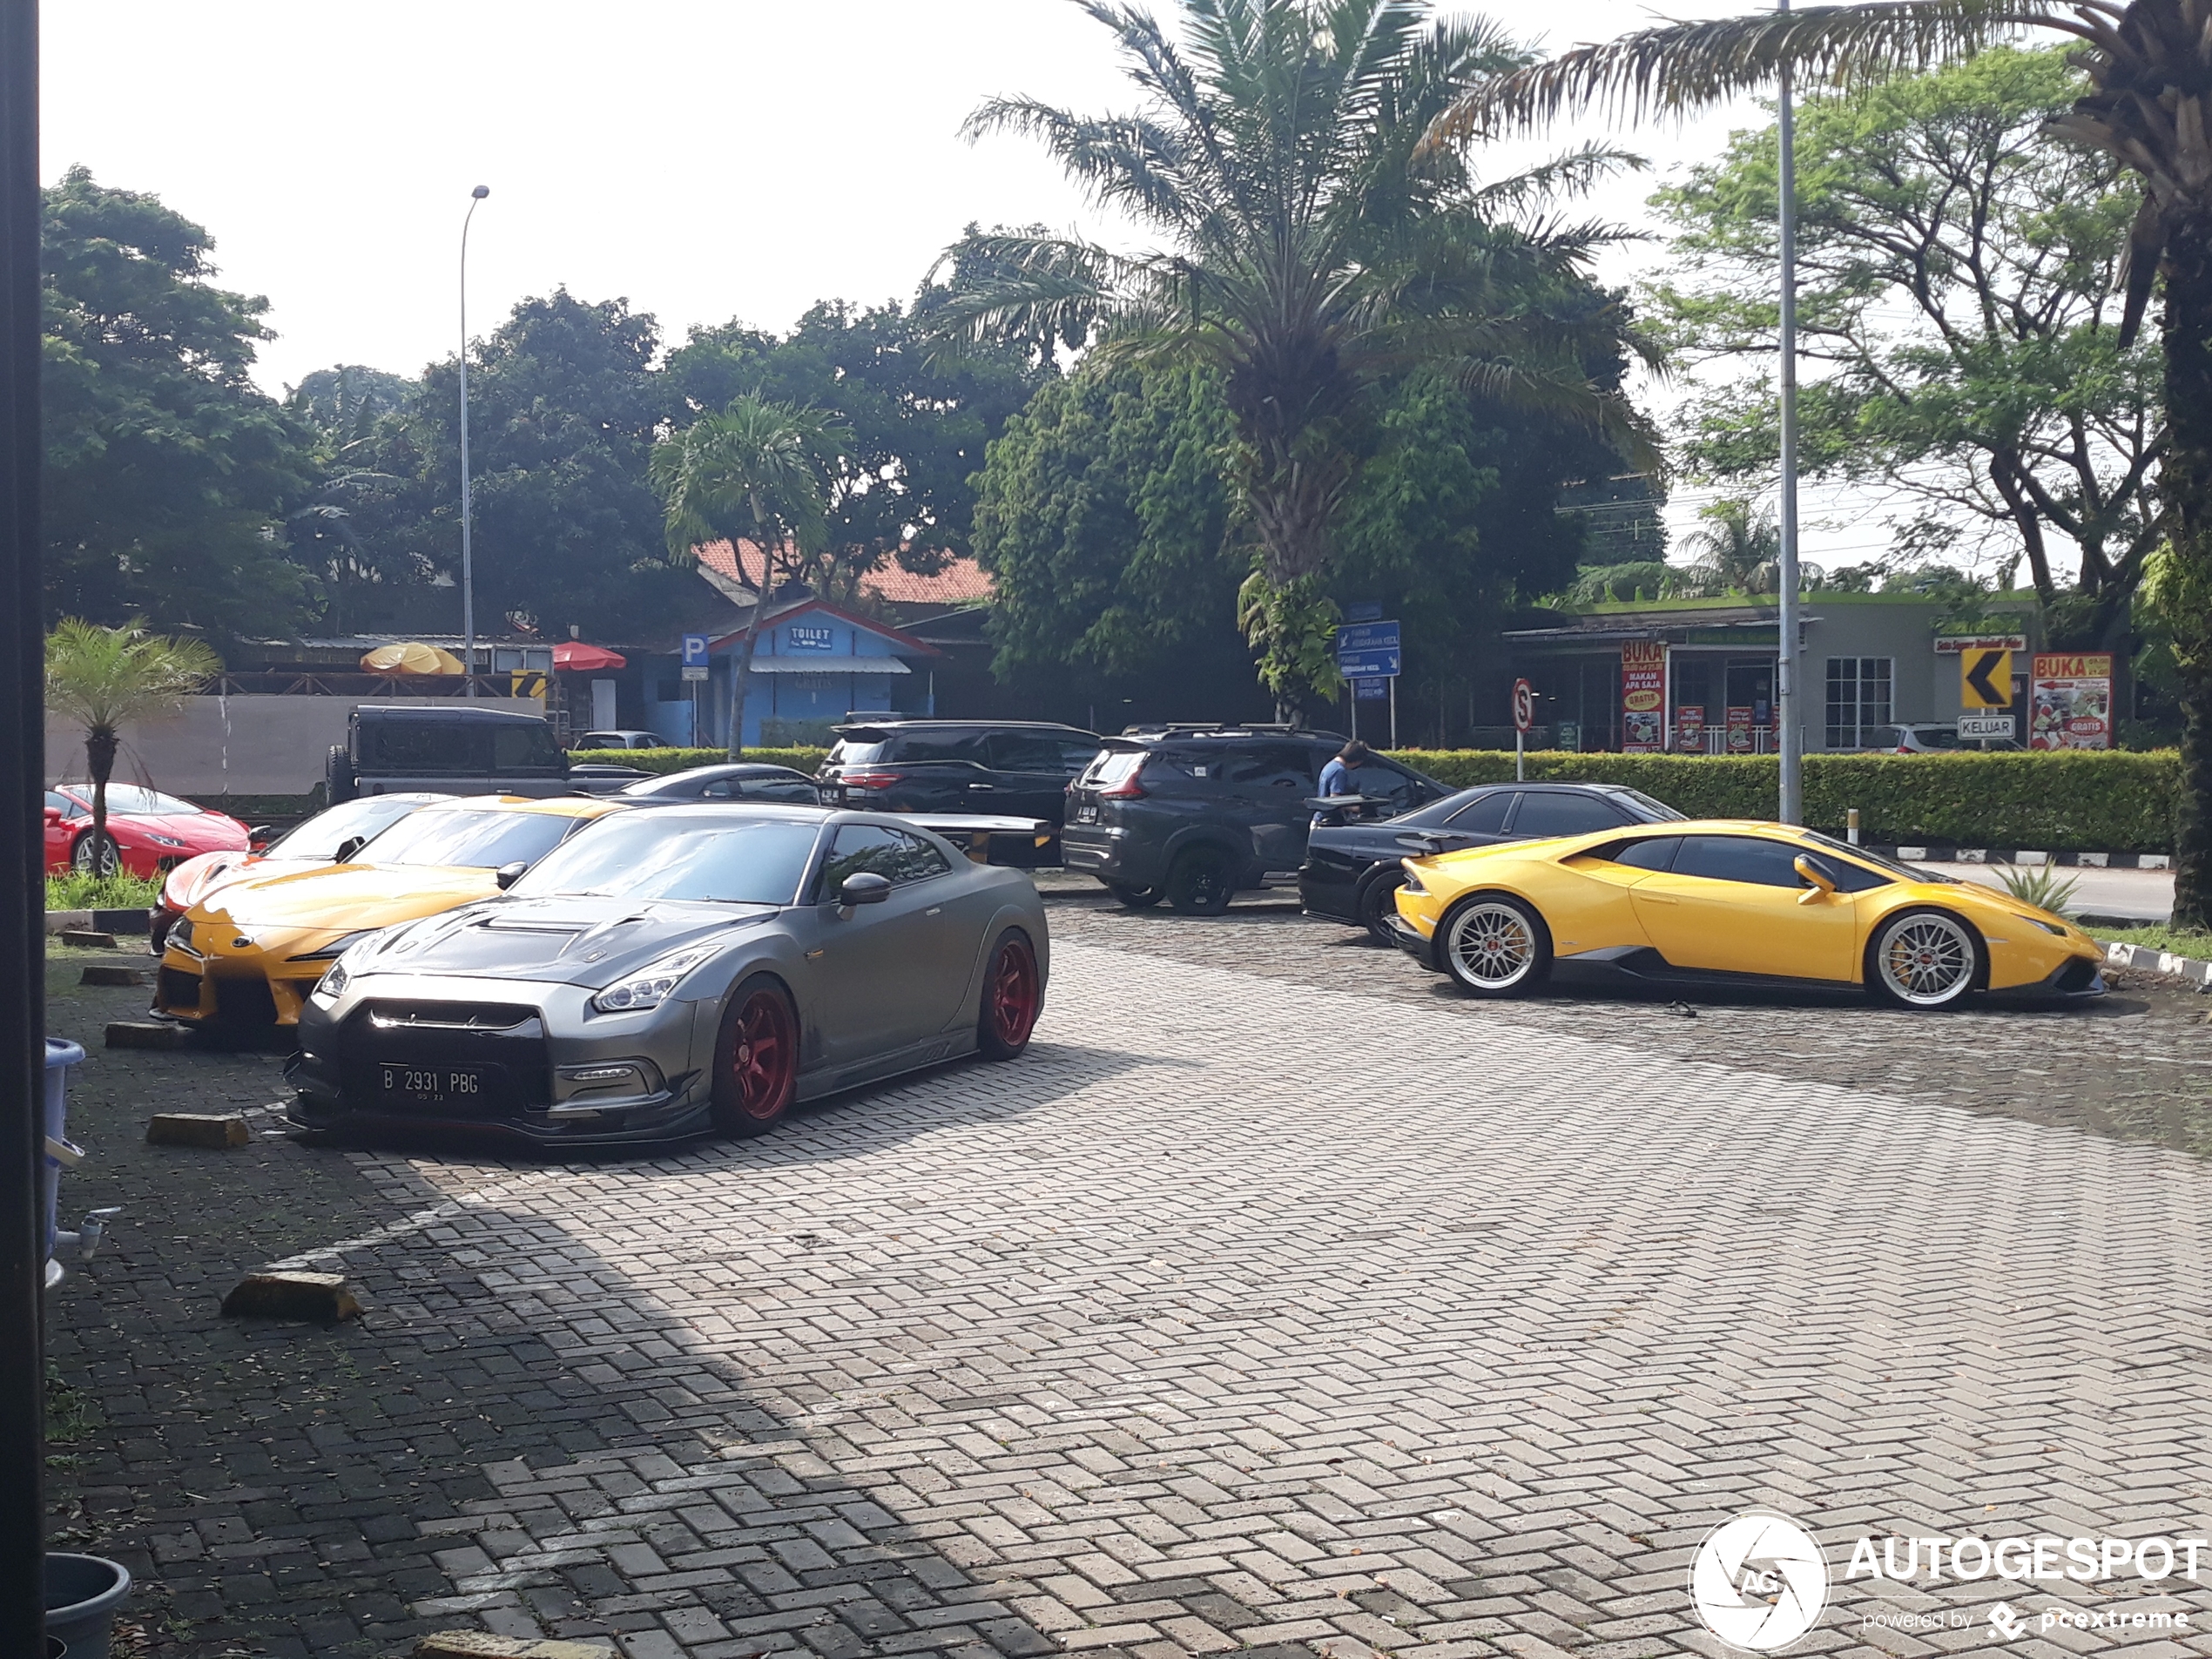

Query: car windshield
267,795,441,859
1606,786,1686,821
826,738,887,765
510,816,822,904
1800,830,1955,885
70,784,200,817
353,806,586,869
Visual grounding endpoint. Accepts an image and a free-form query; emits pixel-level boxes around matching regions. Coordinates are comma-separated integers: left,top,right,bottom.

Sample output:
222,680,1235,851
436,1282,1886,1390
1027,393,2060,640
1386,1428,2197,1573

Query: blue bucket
43,1038,86,1264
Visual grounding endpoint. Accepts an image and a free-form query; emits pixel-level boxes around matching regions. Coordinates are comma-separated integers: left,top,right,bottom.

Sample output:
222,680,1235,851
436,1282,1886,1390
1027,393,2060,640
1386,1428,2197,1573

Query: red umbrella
553,641,627,671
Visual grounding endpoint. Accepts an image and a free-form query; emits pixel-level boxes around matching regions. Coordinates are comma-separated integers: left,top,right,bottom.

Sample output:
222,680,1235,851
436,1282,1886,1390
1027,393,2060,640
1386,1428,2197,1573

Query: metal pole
1776,0,1804,823
0,0,46,1643
1388,678,1397,751
460,185,489,698
1516,729,1525,783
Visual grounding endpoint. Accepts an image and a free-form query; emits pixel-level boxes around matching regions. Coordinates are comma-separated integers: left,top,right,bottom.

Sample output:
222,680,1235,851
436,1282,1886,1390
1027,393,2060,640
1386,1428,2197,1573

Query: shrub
46,872,164,910
1384,749,2181,853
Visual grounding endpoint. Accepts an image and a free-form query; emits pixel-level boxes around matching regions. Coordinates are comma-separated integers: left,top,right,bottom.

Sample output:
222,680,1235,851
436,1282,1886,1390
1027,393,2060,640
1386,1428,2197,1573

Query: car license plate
380,1063,487,1106
1074,803,1098,823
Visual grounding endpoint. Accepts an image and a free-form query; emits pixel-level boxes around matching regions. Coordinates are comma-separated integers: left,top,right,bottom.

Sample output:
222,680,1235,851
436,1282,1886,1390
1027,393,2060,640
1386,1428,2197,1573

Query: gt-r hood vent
356,897,780,985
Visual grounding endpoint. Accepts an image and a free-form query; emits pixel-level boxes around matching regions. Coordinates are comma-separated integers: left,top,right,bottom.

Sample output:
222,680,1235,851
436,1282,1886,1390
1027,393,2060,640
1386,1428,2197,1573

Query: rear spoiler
894,812,1056,868
1302,793,1399,816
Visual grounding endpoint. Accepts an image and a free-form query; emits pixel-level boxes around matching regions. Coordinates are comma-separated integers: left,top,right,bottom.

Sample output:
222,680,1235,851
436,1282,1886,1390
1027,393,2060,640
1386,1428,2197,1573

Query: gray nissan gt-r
286,804,1048,1144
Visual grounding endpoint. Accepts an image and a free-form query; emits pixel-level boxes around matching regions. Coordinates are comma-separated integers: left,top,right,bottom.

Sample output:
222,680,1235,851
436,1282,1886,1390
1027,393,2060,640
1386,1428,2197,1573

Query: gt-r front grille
366,1000,536,1030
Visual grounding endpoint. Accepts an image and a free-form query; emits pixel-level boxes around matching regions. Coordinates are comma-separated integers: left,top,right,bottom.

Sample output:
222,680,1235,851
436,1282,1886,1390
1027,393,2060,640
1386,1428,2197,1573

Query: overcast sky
40,1,1924,571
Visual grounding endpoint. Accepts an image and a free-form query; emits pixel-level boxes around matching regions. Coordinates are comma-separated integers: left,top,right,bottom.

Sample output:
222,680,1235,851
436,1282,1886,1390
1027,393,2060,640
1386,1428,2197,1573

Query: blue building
643,597,941,750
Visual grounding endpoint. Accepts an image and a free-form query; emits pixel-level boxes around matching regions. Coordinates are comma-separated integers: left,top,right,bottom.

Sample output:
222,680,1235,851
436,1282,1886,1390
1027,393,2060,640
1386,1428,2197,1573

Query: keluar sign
1621,640,1664,752
2029,653,2113,751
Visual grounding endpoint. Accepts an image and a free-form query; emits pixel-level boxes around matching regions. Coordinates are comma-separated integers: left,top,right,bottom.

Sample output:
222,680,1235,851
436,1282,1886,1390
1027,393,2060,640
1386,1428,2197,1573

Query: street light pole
1776,0,1804,823
0,0,44,1647
459,185,489,698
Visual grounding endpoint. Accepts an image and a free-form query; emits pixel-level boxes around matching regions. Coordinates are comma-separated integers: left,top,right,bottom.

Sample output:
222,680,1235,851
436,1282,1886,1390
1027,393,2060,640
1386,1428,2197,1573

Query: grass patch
2091,921,2212,958
45,871,162,911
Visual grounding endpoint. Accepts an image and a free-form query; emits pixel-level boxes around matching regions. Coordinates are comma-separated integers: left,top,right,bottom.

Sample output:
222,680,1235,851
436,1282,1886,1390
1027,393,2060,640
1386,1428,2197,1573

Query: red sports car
44,785,251,879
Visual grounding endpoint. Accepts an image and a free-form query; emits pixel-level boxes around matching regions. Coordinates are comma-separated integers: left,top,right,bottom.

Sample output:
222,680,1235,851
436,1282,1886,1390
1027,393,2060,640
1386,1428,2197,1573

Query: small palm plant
45,618,220,873
1999,861,2080,920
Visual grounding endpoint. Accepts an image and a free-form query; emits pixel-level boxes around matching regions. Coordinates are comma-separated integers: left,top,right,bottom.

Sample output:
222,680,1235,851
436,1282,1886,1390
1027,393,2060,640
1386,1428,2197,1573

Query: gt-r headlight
1399,861,1427,894
144,832,186,848
590,944,720,1014
314,960,351,1000
291,929,379,962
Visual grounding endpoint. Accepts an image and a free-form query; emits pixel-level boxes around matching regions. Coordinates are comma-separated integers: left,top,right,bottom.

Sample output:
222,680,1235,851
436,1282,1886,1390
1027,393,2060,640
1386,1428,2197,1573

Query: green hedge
1386,749,2182,853
570,746,827,775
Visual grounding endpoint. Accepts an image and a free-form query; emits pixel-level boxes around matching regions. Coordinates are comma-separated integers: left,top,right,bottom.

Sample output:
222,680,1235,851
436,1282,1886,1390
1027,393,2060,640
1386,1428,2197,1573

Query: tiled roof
693,540,993,607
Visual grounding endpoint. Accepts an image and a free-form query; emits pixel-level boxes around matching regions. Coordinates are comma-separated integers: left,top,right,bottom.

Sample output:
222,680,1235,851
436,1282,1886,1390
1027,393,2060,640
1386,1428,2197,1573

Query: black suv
1062,725,1447,914
817,720,1103,827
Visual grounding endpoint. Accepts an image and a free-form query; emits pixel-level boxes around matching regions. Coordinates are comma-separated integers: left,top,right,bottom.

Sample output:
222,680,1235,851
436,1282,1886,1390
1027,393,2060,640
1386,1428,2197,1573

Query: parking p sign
681,633,710,682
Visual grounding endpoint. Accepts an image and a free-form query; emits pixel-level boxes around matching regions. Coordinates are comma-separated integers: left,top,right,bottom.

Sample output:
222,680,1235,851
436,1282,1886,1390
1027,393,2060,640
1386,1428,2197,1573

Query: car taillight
1100,772,1145,799
841,769,905,790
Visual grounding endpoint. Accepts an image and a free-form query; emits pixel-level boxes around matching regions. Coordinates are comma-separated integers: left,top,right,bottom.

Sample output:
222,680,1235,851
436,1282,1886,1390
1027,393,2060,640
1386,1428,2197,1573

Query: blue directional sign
1334,619,1400,680
681,633,710,667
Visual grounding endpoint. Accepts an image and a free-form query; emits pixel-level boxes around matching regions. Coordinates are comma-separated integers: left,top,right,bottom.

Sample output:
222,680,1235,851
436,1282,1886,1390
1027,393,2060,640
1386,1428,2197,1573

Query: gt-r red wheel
978,929,1041,1060
711,975,799,1136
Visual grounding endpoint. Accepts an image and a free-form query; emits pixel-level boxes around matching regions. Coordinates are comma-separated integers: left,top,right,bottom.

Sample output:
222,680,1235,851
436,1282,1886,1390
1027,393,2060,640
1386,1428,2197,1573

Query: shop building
1501,591,2053,753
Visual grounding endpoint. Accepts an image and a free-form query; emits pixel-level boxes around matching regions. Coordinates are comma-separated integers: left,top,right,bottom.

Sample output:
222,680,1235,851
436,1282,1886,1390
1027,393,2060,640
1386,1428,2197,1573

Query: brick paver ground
36,905,2212,1658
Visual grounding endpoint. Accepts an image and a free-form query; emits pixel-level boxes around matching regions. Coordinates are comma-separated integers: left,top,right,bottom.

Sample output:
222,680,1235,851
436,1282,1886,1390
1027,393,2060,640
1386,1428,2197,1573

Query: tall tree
284,366,412,633
1431,0,2212,926
44,617,220,872
1649,45,2161,642
934,0,1658,715
666,293,1047,601
650,395,834,759
42,166,316,637
347,290,688,638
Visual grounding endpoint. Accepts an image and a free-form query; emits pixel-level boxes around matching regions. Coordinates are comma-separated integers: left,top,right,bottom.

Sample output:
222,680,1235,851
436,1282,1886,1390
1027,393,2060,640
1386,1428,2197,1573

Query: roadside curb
1874,846,2168,869
2099,938,2212,989
45,907,152,936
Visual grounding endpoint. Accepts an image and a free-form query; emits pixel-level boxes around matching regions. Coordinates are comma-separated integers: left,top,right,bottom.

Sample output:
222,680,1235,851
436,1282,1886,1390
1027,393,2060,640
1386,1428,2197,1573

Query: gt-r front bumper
287,972,725,1146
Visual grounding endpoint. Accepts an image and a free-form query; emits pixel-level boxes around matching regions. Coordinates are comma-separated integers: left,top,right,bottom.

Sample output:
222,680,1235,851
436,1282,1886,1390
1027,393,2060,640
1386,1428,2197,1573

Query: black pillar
0,0,43,1647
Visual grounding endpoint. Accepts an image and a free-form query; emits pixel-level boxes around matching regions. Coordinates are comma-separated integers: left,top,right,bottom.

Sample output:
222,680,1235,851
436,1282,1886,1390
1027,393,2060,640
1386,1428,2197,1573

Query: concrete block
91,906,152,934
147,1112,250,1149
221,1271,362,1322
105,1021,189,1050
412,1635,617,1658
44,909,90,934
80,964,145,988
57,929,117,949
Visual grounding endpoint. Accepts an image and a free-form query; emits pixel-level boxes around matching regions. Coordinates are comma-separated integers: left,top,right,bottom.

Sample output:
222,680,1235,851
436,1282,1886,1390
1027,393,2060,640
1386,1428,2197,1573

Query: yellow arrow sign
1961,648,2013,709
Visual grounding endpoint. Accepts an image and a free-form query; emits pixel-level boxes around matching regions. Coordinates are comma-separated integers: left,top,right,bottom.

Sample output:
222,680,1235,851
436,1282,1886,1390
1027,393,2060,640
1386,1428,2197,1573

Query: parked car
327,705,573,802
818,721,1102,824
150,792,451,952
1302,781,1684,943
44,785,251,878
1868,723,2022,753
576,729,670,750
287,804,1049,1144
619,764,822,805
1390,819,2103,1008
1062,725,1448,914
154,795,624,1028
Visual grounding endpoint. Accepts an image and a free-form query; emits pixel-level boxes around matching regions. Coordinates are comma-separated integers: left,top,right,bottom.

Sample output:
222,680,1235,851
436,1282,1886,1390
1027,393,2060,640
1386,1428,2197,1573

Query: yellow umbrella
361,642,466,675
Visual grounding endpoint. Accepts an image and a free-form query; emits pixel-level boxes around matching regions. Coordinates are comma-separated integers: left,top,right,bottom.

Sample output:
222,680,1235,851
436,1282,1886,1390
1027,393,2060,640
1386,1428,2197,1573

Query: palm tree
1681,498,1785,594
44,618,220,874
1427,0,2212,922
650,395,833,759
934,0,1661,714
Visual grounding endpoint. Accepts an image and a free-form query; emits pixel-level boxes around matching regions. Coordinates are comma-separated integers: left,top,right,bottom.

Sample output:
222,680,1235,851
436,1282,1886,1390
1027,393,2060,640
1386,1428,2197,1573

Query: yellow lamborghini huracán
1391,820,2104,1010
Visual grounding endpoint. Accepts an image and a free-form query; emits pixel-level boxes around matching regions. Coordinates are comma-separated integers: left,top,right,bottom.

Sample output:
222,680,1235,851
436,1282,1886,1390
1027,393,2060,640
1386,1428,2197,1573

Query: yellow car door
1626,833,1858,981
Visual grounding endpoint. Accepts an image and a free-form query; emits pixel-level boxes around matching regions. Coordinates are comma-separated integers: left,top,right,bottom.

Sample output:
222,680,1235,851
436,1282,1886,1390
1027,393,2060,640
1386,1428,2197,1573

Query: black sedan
617,764,822,804
1300,781,1685,942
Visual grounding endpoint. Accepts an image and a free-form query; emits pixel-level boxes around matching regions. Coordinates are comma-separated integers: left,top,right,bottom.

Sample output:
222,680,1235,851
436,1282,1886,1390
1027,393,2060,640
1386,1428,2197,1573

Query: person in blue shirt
1314,738,1370,825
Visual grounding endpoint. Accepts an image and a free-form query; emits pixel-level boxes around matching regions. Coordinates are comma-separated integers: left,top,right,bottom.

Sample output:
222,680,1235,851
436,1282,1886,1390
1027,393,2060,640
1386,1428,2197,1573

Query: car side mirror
1794,854,1837,904
494,860,529,890
333,836,367,863
43,806,62,826
246,824,274,848
838,872,892,909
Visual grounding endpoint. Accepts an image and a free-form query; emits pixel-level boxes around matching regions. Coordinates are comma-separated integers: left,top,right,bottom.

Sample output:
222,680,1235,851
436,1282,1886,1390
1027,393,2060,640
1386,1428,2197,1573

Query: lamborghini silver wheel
1440,895,1549,997
1870,910,1979,1009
